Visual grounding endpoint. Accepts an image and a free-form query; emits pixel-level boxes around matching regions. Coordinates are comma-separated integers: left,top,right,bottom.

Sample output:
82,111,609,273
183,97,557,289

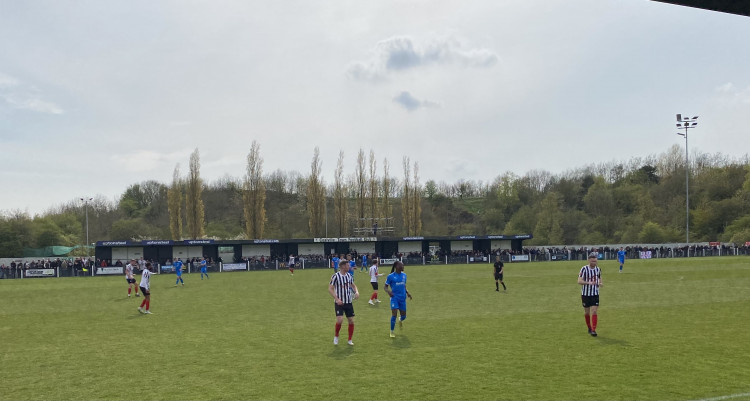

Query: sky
2,0,749,216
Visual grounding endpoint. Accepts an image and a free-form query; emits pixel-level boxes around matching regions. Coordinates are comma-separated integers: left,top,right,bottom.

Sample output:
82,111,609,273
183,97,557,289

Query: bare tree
368,149,379,223
334,151,348,236
402,156,412,235
412,161,422,235
355,149,367,232
185,148,206,239
167,164,183,240
382,158,392,231
307,147,325,237
243,140,266,239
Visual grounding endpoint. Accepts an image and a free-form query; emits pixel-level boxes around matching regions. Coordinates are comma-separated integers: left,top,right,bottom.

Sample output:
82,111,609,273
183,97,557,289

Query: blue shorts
390,297,407,311
176,270,182,276
201,267,207,273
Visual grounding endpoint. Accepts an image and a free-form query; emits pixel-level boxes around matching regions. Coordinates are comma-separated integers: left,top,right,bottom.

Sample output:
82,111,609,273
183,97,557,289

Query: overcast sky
2,0,749,216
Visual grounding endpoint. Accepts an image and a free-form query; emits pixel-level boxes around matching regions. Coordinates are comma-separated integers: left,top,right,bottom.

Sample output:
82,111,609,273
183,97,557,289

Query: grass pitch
2,257,750,400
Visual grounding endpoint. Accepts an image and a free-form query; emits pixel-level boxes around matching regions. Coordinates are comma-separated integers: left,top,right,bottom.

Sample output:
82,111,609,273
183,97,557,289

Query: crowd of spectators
3,243,749,279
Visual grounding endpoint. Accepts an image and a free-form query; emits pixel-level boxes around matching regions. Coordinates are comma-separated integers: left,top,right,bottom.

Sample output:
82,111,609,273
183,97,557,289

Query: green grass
2,257,750,400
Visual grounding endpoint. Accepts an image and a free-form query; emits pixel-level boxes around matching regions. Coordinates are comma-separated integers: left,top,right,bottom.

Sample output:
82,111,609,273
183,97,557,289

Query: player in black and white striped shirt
328,260,359,345
577,252,602,337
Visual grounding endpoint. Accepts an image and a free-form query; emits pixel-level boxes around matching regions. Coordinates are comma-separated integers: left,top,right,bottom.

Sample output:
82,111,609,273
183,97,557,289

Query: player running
385,261,412,338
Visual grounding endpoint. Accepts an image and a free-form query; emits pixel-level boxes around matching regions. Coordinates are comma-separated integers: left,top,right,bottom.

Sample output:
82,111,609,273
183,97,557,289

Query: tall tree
334,151,347,236
411,161,423,235
382,158,392,234
355,149,367,233
368,150,379,228
307,147,325,237
243,141,267,239
185,148,206,239
167,164,183,240
402,156,413,235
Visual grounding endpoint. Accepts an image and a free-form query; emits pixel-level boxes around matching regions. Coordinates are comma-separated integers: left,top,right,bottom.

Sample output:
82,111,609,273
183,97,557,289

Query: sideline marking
692,392,750,401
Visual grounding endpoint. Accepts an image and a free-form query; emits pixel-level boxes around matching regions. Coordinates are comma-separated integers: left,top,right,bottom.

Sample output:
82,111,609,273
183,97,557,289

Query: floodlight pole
675,114,698,248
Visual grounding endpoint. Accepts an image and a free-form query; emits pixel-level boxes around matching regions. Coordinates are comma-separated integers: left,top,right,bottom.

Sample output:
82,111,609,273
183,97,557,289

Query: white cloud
0,71,64,115
392,91,440,112
347,35,498,82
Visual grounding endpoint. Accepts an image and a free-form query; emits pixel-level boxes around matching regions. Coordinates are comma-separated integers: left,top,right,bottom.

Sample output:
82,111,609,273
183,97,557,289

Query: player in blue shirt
200,257,209,280
348,257,356,279
332,255,340,272
174,258,184,286
360,254,368,272
617,247,626,273
384,261,412,338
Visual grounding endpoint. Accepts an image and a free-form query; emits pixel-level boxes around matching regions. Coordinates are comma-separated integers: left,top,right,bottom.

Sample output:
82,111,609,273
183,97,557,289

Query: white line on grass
692,392,750,401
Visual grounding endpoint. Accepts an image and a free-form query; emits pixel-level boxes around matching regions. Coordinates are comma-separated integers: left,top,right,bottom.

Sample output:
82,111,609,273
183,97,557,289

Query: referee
328,260,359,346
578,252,602,337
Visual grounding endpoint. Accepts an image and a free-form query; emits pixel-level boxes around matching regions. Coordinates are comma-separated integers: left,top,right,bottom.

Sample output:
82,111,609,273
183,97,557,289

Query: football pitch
2,257,749,401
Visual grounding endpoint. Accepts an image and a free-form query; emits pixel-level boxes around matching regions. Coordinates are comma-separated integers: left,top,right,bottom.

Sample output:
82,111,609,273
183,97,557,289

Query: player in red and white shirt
577,252,602,336
367,258,384,305
125,259,140,298
138,262,154,314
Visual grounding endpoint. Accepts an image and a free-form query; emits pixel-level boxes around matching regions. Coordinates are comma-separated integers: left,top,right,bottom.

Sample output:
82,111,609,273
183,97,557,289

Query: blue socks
390,316,396,330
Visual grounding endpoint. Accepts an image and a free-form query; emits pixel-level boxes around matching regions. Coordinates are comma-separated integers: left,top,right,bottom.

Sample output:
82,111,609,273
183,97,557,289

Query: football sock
400,315,406,322
176,279,180,285
501,282,506,290
335,322,342,337
140,300,146,308
496,282,499,290
585,314,591,330
146,300,150,310
128,288,131,295
390,316,396,331
348,324,354,340
592,315,598,331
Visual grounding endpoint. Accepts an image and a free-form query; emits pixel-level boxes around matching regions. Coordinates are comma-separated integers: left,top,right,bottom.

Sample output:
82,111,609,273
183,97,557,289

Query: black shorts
581,295,599,308
140,286,150,296
370,282,379,290
335,303,355,317
127,278,136,284
494,273,503,281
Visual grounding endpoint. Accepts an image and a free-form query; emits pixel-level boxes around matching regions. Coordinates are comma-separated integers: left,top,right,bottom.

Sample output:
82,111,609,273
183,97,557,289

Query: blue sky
1,0,749,215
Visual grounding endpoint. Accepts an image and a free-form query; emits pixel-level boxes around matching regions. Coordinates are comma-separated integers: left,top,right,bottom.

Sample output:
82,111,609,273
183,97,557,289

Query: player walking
617,247,626,273
494,259,506,292
288,254,295,275
578,252,602,336
328,260,359,345
200,257,209,280
138,262,154,314
125,259,140,297
385,261,412,338
368,258,384,305
174,258,184,286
